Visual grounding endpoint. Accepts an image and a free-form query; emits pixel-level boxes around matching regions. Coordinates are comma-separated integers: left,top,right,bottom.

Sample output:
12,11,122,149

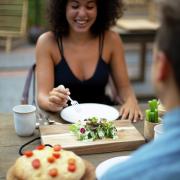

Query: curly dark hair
47,0,124,37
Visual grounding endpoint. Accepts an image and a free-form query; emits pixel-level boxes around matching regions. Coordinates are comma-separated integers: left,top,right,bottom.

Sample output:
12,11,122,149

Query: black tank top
54,35,115,105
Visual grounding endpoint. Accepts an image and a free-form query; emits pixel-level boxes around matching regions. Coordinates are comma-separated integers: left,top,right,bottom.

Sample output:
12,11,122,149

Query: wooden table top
112,26,156,43
0,104,147,180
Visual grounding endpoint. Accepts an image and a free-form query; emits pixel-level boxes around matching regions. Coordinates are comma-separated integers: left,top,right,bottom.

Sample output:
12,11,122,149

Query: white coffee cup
154,124,164,140
13,105,36,136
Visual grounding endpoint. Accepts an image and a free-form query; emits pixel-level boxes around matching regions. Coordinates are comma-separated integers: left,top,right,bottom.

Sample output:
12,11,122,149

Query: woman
36,0,143,122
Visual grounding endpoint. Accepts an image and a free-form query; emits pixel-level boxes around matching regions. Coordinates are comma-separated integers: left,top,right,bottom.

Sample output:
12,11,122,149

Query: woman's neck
67,30,95,45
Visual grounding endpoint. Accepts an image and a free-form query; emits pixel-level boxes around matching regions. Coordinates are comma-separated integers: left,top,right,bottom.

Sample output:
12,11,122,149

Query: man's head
152,0,180,109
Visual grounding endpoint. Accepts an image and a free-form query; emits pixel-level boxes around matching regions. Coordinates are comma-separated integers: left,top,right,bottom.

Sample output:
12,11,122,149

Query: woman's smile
75,19,89,28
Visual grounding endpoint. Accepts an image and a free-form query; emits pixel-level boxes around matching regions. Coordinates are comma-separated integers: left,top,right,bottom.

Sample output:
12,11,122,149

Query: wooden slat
0,10,22,16
0,27,21,33
20,0,28,34
0,5,22,11
125,1,145,5
116,19,159,31
0,0,23,5
0,0,28,51
0,16,22,27
123,0,157,22
0,1,25,31
0,4,22,17
123,0,150,19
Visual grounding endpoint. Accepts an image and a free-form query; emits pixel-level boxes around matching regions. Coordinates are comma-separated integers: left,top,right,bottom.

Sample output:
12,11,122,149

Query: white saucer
96,156,130,179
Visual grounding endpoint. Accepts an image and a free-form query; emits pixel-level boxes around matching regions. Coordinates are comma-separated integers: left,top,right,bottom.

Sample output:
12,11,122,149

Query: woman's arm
107,31,143,122
35,32,69,112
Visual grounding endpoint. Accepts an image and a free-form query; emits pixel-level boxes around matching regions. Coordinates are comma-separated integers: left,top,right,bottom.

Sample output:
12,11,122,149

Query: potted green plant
144,99,160,141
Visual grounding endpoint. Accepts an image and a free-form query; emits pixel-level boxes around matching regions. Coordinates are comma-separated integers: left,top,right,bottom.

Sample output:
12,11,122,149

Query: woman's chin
71,25,91,34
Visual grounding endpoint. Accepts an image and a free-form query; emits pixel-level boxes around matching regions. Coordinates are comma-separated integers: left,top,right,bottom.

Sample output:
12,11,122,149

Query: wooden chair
21,64,36,105
113,0,158,82
123,0,158,21
0,0,28,52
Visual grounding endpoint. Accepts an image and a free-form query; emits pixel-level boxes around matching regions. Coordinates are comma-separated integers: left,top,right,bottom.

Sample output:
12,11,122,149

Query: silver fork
68,96,79,106
68,96,81,112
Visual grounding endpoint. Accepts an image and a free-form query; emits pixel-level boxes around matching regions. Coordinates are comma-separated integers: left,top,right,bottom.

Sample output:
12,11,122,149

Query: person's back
100,0,180,179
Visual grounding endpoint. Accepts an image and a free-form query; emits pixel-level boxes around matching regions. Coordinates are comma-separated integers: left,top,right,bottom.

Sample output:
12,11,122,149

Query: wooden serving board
40,120,145,155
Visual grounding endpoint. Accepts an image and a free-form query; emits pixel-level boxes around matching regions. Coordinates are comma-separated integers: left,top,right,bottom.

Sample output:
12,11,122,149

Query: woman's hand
119,98,143,123
47,85,70,112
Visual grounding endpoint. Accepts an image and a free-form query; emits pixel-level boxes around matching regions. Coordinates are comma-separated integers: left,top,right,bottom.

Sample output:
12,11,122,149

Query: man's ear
156,52,170,81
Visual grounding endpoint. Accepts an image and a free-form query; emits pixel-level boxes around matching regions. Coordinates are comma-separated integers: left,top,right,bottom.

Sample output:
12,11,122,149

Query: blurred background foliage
28,0,48,43
28,0,47,27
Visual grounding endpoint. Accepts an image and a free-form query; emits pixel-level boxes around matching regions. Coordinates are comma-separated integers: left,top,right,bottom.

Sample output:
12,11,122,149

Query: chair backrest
123,0,157,22
0,0,28,37
21,64,36,105
105,76,122,104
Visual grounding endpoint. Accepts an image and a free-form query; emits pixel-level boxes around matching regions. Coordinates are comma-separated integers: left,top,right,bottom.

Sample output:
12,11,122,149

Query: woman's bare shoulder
36,31,57,48
36,31,60,65
104,30,123,54
104,30,122,44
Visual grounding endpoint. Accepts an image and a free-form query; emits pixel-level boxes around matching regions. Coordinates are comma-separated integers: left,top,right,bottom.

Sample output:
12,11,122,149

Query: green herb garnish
69,117,118,141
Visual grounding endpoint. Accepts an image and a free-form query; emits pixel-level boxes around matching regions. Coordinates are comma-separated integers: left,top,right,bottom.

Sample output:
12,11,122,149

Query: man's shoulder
101,137,180,179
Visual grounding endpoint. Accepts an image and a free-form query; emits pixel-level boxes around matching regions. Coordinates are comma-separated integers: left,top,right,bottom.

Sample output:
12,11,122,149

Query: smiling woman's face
66,0,97,34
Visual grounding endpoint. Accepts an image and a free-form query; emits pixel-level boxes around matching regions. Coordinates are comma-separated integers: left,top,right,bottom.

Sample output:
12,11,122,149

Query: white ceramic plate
60,103,119,123
96,156,130,179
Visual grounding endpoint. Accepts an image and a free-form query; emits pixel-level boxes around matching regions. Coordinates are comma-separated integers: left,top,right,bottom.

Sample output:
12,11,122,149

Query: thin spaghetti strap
56,35,64,59
99,33,104,58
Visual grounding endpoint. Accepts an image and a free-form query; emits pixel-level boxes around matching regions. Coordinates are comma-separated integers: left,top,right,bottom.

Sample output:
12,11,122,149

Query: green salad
69,117,118,141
